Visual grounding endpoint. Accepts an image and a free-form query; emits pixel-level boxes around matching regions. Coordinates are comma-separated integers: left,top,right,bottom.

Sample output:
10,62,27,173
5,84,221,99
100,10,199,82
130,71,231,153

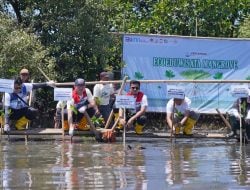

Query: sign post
54,88,72,137
0,79,14,137
115,95,136,148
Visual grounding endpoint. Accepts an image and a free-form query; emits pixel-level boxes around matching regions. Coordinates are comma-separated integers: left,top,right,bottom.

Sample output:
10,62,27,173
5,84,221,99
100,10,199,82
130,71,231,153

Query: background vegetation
0,0,249,126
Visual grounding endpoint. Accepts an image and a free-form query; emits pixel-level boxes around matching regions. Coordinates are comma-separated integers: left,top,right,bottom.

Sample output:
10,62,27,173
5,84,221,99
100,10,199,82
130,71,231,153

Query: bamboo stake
239,102,243,146
170,102,175,141
0,93,4,137
123,108,126,148
26,80,34,130
83,112,99,137
61,103,65,137
104,76,128,129
215,109,232,130
38,67,51,81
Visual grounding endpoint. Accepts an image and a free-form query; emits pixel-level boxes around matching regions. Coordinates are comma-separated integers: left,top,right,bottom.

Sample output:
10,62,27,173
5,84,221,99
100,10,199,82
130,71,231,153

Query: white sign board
167,85,185,99
0,79,14,93
230,84,249,98
54,88,72,101
115,95,136,109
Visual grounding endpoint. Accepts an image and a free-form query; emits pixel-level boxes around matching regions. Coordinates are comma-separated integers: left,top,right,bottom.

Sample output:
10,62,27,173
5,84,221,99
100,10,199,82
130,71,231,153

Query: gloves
4,124,10,132
75,100,89,110
78,105,87,113
46,80,55,88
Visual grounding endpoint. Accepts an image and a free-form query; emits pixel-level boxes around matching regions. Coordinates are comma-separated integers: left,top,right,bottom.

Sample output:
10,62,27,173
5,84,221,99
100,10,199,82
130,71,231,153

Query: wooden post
170,102,175,141
215,109,232,130
0,93,4,138
239,102,243,146
104,76,128,129
83,112,99,137
38,67,51,81
26,80,34,130
61,103,65,137
123,108,126,148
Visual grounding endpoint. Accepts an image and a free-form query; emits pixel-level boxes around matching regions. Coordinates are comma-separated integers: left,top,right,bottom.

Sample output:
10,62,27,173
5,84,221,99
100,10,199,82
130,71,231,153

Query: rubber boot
0,115,3,128
174,124,181,135
183,117,196,135
64,120,69,131
114,113,123,130
15,116,29,130
78,117,90,131
135,123,144,135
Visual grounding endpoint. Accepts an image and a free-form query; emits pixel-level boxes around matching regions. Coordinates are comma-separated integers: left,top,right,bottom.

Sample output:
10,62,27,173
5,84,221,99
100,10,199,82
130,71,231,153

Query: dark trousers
72,108,95,123
99,105,112,123
9,107,37,121
229,115,250,138
126,111,147,125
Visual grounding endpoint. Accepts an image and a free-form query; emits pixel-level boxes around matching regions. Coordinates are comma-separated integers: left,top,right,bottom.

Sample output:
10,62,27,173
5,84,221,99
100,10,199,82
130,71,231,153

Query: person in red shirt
118,80,148,134
67,78,99,136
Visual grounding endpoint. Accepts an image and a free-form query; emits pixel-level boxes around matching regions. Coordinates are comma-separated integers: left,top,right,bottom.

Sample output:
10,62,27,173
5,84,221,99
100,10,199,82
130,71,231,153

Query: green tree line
0,0,249,119
1,0,249,81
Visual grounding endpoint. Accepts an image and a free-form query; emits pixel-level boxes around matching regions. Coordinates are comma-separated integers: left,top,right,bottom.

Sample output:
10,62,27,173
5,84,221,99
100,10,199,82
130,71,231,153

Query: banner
122,34,250,113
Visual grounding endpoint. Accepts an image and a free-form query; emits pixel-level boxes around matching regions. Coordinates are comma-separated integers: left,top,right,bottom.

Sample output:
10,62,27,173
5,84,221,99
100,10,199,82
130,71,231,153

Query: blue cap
75,78,85,86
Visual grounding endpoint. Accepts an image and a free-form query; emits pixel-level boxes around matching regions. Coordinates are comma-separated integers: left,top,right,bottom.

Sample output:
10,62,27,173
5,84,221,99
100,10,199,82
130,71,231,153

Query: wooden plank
2,128,231,139
3,128,93,135
118,132,228,139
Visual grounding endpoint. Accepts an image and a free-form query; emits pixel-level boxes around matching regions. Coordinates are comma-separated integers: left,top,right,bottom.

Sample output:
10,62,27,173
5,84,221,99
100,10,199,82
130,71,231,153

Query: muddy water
0,137,250,190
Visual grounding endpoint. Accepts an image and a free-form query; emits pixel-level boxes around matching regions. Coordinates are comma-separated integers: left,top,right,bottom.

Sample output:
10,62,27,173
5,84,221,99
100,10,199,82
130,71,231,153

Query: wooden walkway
0,128,231,139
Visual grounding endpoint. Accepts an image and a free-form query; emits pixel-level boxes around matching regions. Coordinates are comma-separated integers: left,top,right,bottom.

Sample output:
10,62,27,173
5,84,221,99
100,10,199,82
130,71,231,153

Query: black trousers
72,108,95,123
9,107,37,121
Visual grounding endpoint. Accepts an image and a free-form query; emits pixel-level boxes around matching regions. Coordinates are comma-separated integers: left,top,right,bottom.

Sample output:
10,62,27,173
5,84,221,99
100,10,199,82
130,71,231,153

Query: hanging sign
115,95,136,109
230,84,249,98
167,85,185,99
54,88,72,101
0,79,14,93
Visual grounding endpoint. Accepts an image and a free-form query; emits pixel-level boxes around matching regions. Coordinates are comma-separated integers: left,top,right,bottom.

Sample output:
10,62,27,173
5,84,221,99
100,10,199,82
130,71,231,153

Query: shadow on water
1,136,250,189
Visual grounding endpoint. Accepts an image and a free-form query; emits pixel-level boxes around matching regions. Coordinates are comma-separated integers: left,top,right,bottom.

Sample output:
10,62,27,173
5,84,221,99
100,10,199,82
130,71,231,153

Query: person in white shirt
227,96,250,139
93,72,114,124
166,96,199,136
4,77,55,132
67,78,99,135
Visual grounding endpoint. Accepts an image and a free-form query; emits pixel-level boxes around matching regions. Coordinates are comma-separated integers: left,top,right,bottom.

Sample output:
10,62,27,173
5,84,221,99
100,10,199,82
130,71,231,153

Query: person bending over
118,80,148,135
4,77,54,132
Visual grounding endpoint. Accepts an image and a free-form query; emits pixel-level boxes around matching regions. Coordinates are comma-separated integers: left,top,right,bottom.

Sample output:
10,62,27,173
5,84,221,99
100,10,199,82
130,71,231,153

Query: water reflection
0,138,250,189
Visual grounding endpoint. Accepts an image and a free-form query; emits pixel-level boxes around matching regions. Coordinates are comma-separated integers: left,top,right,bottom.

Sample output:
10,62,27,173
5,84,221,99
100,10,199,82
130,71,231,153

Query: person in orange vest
166,96,200,136
118,80,148,135
67,78,99,136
